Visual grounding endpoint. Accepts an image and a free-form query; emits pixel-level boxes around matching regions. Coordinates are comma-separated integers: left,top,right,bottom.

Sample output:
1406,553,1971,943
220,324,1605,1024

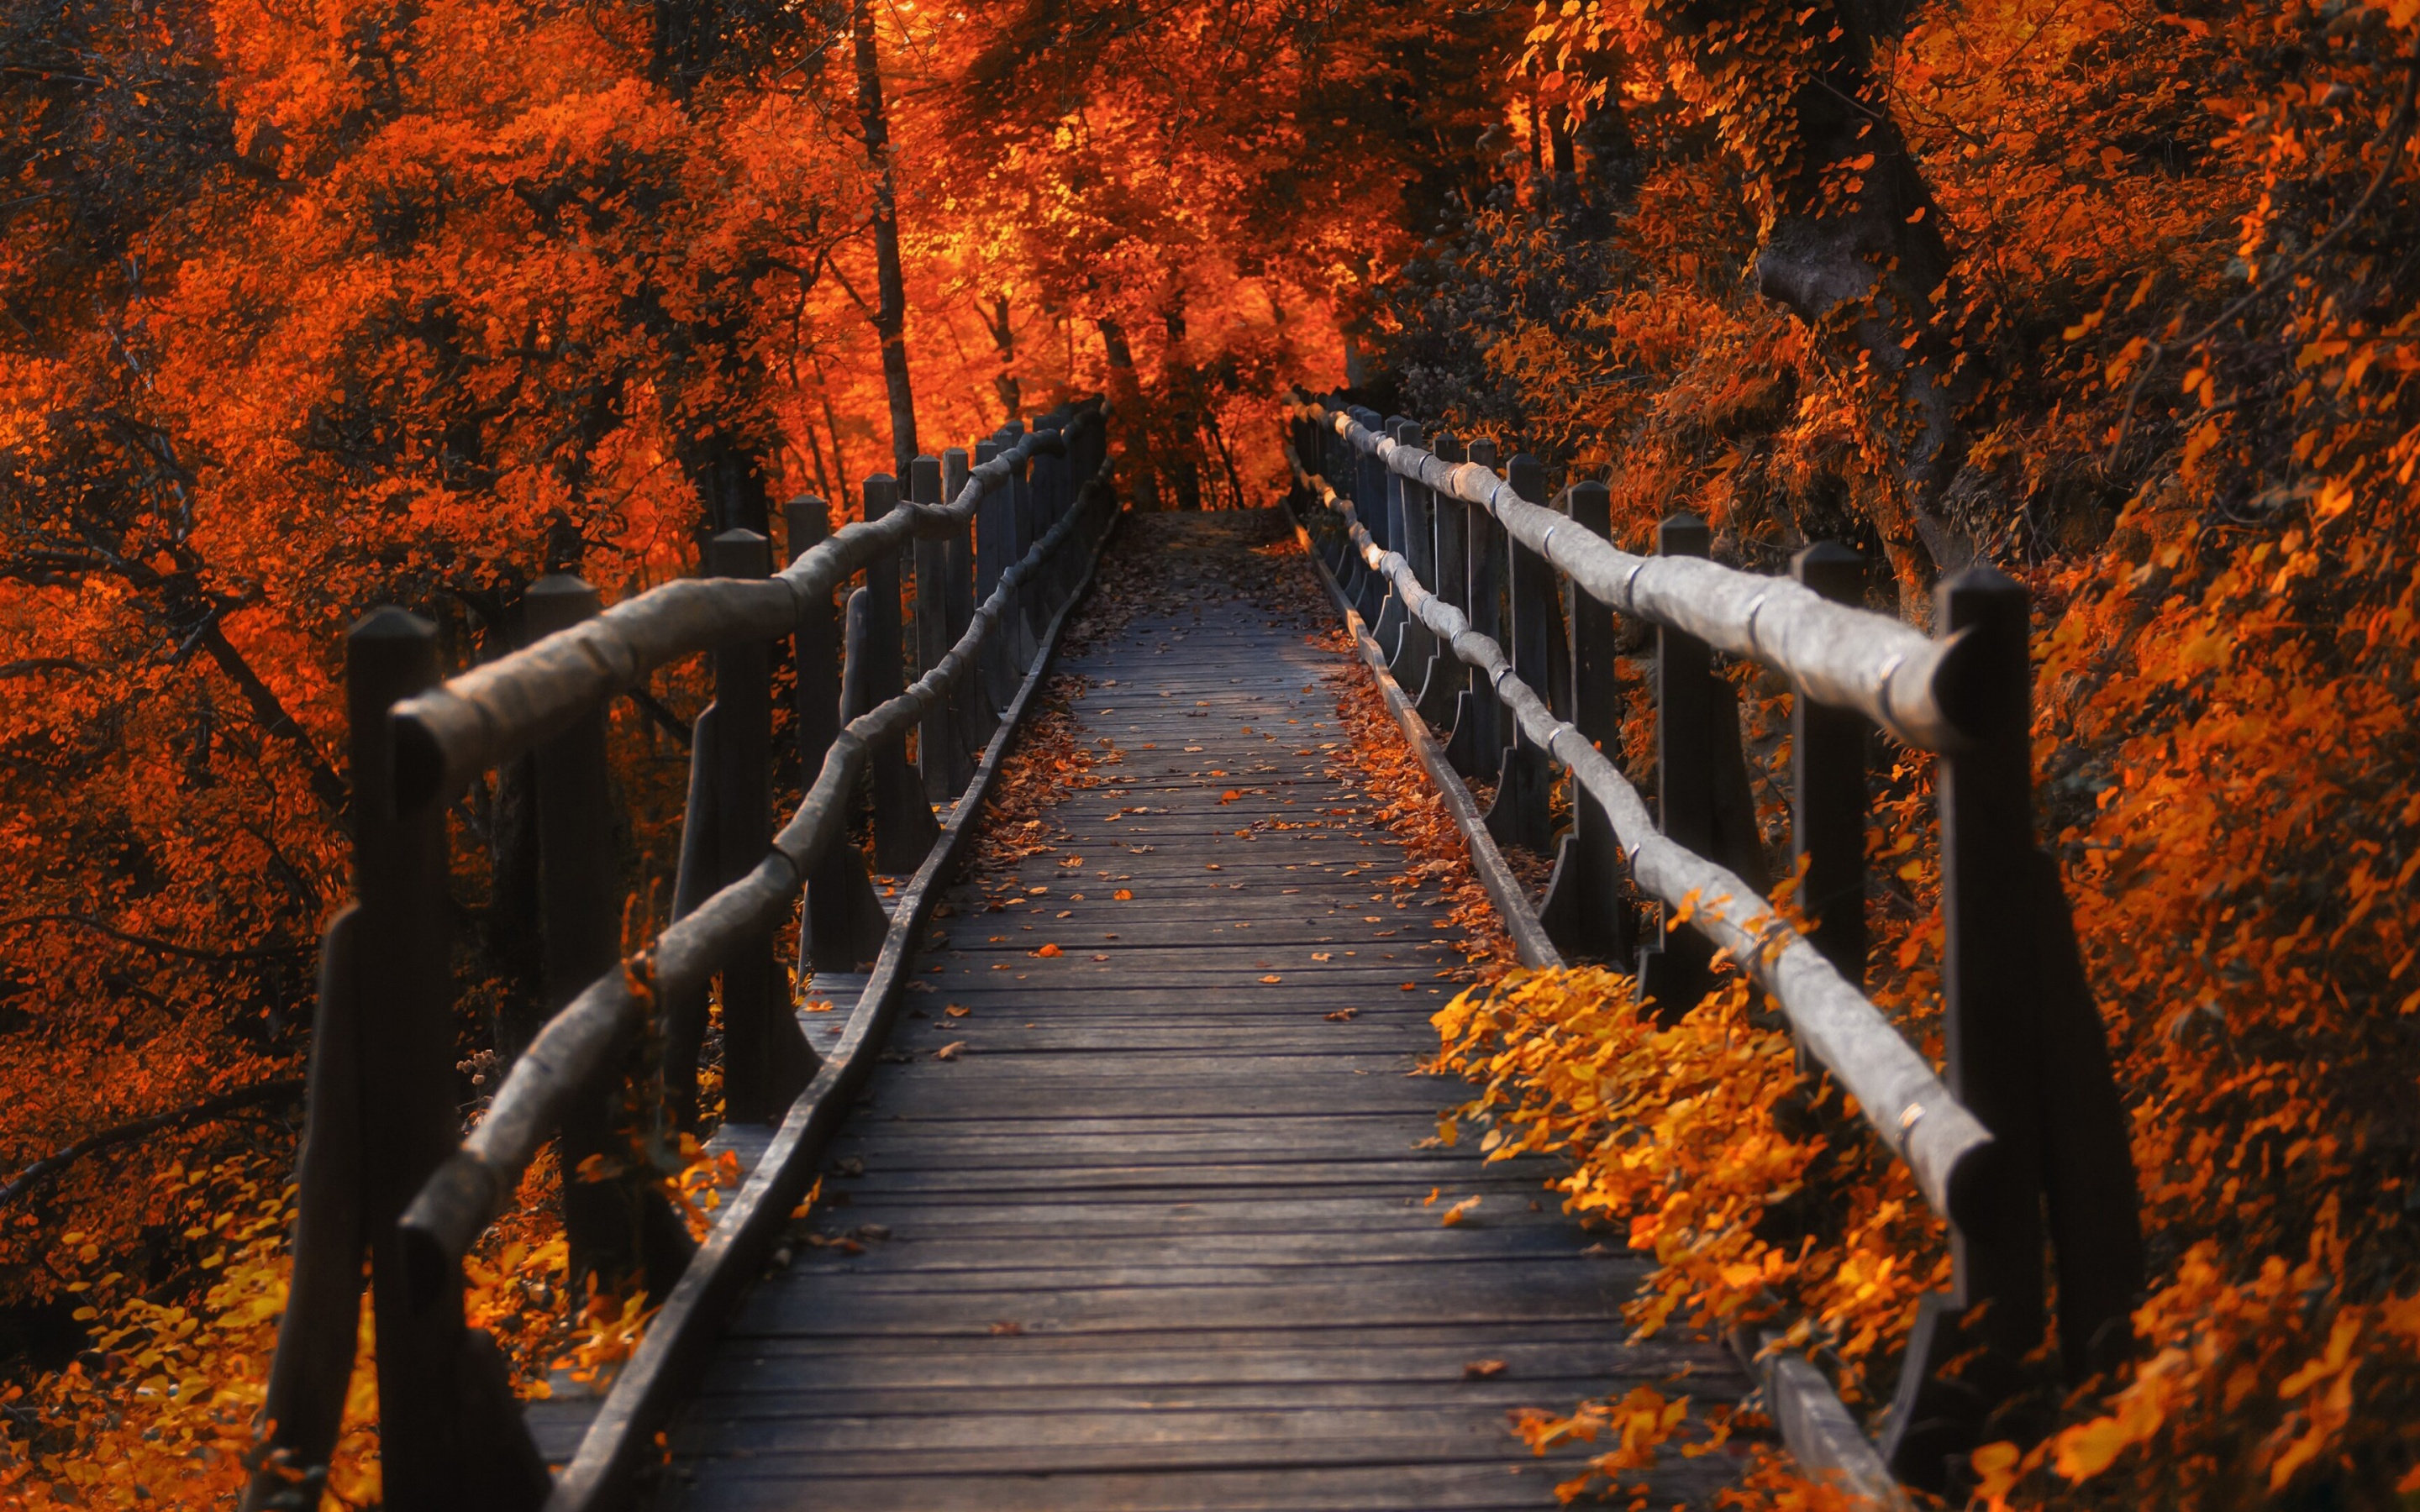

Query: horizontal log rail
1291,450,1994,1227
1312,405,1974,751
1283,396,2144,1502
246,404,1115,1512
392,422,1088,808
399,436,1113,1279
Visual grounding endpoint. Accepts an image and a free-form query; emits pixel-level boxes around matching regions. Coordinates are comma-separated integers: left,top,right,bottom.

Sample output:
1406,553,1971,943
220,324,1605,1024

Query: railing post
1370,418,1416,661
708,530,818,1126
528,576,677,1295
1483,454,1557,854
910,455,968,801
1033,415,1068,610
1635,513,1719,1014
1413,432,1470,727
943,446,986,768
973,438,1018,716
786,496,888,978
1384,421,1440,686
349,609,548,1511
1446,438,1505,781
1538,482,1632,959
1003,424,1043,673
1351,407,1390,624
1789,543,1868,984
1882,567,2050,1488
862,474,942,871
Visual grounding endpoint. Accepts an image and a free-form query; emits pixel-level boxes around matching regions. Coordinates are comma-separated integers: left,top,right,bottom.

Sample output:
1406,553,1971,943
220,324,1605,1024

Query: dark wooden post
1413,432,1470,726
1370,418,1416,661
708,530,818,1125
1789,543,1868,983
943,447,986,767
350,609,548,1512
1881,566,2048,1489
246,900,364,1510
1539,483,1632,959
1446,438,1505,780
1635,513,1719,1015
910,454,966,801
1351,407,1391,624
1484,454,1557,853
973,438,1018,715
788,496,888,979
528,577,643,1289
1385,421,1440,686
1031,417,1067,611
862,474,941,871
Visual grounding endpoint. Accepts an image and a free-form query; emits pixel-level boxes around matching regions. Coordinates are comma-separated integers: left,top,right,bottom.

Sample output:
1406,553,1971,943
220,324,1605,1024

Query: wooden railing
1282,397,2143,1499
245,404,1114,1512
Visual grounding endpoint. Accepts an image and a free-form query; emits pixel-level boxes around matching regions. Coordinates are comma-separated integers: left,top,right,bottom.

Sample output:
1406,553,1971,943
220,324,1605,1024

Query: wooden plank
655,510,1741,1512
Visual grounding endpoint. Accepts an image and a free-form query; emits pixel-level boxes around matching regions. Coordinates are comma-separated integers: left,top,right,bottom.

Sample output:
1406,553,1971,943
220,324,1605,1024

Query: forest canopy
4,0,2419,1504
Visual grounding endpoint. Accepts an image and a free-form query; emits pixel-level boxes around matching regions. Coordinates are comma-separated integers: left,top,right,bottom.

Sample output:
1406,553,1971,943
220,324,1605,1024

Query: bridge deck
655,512,1745,1510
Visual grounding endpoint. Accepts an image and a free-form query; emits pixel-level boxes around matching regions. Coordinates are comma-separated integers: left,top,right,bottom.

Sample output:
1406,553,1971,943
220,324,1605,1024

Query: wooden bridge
245,398,2142,1511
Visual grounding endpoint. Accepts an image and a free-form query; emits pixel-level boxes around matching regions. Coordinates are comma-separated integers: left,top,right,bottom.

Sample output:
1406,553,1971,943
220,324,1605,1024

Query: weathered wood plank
664,511,1745,1512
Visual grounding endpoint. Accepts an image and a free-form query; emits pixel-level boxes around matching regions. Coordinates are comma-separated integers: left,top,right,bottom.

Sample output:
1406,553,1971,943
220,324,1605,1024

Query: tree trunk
1738,1,1976,610
854,0,919,478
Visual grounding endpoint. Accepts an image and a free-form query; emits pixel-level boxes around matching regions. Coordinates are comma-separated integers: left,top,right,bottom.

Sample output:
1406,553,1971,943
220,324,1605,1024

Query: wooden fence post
708,529,818,1126
1881,566,2047,1488
1445,438,1505,781
1414,432,1470,726
527,576,681,1295
348,609,548,1512
785,495,888,979
1386,421,1441,687
1788,543,1868,984
910,454,969,801
1484,454,1557,854
1636,513,1719,1015
861,474,941,871
1539,481,1632,959
973,438,1018,716
1370,418,1415,663
1351,407,1391,624
943,447,986,768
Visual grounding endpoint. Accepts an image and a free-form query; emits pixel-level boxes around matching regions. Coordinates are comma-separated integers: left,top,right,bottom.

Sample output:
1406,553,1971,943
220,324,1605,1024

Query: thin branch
0,1080,307,1210
2107,55,2420,466
0,912,312,963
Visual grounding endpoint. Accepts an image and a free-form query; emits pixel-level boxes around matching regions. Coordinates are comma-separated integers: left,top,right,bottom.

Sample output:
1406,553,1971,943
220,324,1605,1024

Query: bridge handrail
389,417,1097,808
397,458,1112,1279
1302,402,1975,752
1286,447,1994,1225
1281,393,2144,1501
247,402,1116,1512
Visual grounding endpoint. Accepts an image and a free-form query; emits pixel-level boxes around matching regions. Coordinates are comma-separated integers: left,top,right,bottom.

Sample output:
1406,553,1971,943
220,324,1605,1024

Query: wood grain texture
657,512,1749,1512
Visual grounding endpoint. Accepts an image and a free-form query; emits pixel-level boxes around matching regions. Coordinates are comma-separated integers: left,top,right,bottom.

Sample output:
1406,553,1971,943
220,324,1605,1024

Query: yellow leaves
1258,974,1282,984
1439,1194,1481,1226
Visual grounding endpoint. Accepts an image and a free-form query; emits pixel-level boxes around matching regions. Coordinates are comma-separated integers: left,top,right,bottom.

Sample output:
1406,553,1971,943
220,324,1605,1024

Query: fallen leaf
944,1005,970,1018
1441,1195,1481,1227
1113,888,1134,900
990,1320,1024,1336
1325,1007,1359,1021
1205,864,1222,871
1463,1359,1509,1379
1034,943,1063,958
1220,790,1241,803
1311,951,1333,962
1260,974,1283,984
934,1042,967,1061
1400,983,1417,991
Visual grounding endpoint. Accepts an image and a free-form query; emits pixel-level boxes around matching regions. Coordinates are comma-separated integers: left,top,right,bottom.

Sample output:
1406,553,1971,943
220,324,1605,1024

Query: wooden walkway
655,512,1745,1510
